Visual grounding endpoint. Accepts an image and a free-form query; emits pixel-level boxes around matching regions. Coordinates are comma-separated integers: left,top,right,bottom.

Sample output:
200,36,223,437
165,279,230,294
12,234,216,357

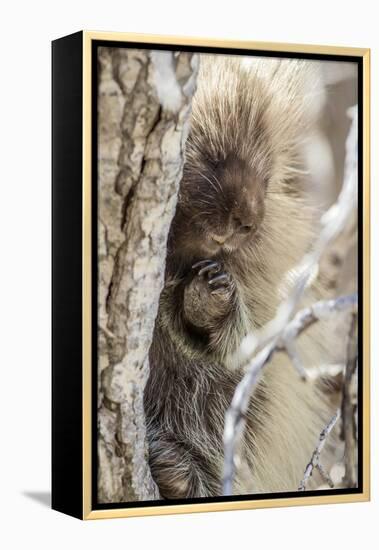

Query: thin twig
298,409,341,491
316,462,334,488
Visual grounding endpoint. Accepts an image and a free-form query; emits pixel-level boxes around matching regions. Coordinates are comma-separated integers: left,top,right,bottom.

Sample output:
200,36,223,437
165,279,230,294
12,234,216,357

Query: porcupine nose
211,212,257,246
232,195,265,237
232,214,255,235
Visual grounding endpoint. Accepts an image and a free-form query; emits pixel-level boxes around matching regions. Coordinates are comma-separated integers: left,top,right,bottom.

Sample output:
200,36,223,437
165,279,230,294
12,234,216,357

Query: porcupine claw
192,260,231,294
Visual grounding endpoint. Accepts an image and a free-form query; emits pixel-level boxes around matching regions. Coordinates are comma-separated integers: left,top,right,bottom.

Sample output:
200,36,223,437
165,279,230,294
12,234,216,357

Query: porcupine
144,55,334,498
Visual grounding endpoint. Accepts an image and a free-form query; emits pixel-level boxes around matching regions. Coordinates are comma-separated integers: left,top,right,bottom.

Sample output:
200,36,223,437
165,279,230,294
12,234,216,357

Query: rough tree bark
97,47,199,503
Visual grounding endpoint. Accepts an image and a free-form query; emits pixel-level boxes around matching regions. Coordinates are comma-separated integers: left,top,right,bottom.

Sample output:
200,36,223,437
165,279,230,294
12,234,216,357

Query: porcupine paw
183,259,234,328
192,259,233,295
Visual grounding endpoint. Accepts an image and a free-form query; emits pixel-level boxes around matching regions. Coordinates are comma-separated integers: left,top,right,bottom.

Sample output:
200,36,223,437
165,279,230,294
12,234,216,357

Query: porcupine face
167,58,276,262
167,55,314,266
173,153,266,259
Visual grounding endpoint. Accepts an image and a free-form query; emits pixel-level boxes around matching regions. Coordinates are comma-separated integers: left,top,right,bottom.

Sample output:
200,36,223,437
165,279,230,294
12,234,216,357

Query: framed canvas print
52,31,370,520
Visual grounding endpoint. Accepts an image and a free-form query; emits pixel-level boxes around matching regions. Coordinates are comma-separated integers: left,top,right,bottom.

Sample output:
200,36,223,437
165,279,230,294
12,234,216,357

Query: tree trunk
97,46,198,503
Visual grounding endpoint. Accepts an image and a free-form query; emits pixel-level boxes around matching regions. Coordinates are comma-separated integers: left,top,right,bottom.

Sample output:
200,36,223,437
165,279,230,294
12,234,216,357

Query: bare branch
223,106,358,496
316,462,334,488
298,410,341,491
223,294,357,495
239,105,358,363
